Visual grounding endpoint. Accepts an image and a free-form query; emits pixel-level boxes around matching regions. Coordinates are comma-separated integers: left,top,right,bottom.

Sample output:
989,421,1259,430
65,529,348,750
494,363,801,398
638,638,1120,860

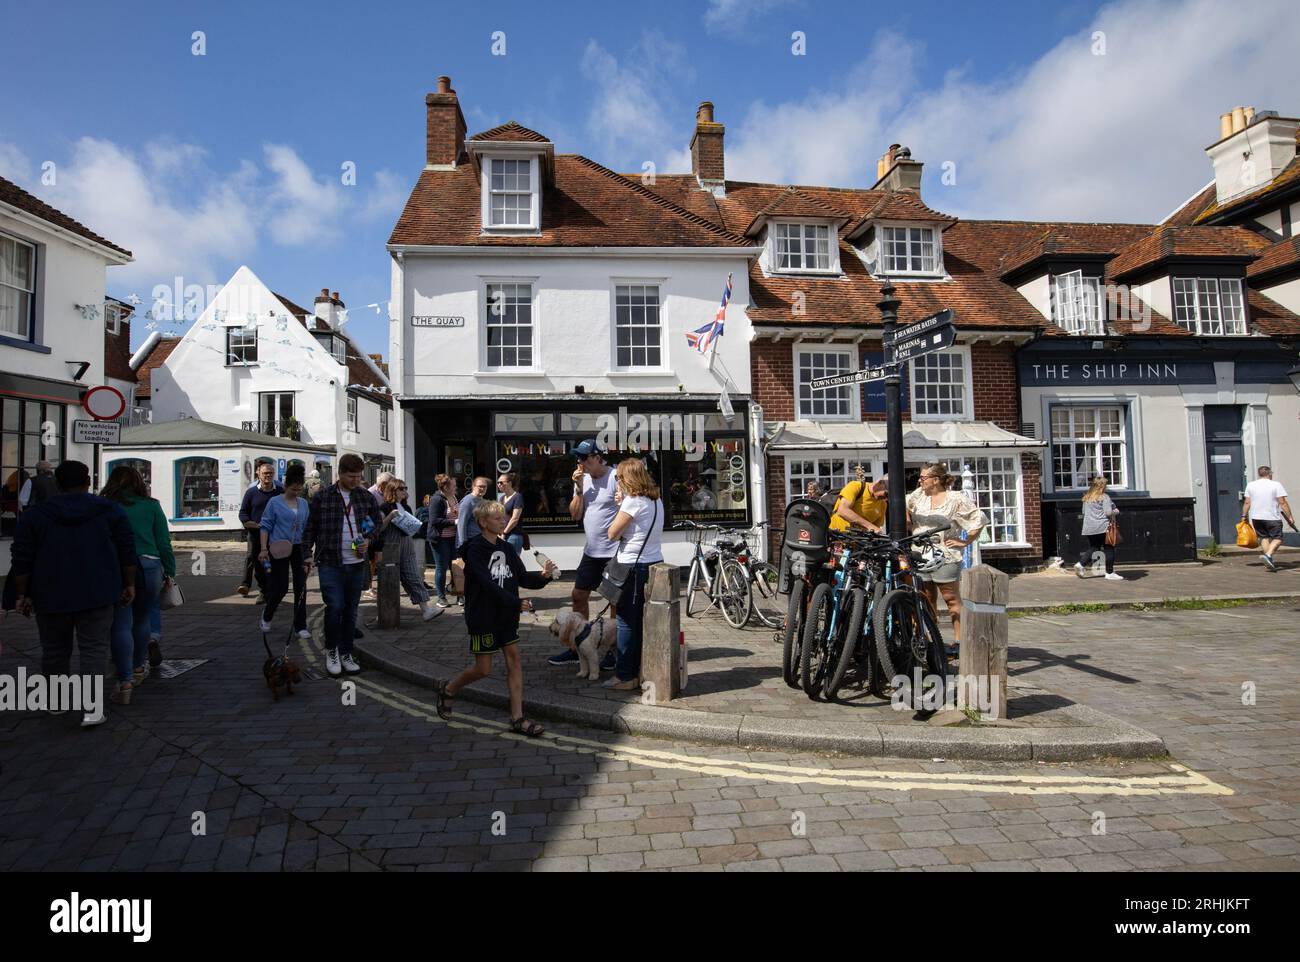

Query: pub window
614,284,663,368
795,346,855,419
1052,270,1104,335
1050,405,1127,490
485,283,533,368
961,455,1023,544
880,226,938,275
1171,276,1246,335
175,456,219,518
0,231,36,340
909,347,971,420
226,326,258,365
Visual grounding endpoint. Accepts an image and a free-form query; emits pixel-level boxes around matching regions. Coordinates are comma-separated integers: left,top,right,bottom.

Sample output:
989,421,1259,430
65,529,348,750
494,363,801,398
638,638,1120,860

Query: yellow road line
347,676,1232,798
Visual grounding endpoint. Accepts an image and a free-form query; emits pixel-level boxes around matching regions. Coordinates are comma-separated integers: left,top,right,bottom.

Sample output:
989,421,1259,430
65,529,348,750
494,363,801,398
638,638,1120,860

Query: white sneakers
340,653,362,674
297,628,312,640
259,618,273,633
421,603,443,621
325,648,342,676
1104,572,1124,581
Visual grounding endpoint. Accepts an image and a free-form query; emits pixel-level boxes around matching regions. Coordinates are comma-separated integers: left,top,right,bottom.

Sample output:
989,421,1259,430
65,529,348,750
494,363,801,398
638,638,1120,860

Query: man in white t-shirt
1242,466,1294,572
547,440,619,668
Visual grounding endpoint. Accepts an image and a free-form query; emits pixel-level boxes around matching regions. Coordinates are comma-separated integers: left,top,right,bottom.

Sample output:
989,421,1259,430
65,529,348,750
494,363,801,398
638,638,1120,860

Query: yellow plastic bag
1236,520,1259,549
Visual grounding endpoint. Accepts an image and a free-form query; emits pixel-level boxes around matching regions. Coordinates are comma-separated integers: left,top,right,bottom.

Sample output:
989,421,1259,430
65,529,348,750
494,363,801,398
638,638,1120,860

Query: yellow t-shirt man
829,480,887,532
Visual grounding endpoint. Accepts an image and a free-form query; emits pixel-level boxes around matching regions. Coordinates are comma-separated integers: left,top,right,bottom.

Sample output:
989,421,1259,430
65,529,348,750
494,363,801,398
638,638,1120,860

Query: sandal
510,717,545,738
435,680,455,720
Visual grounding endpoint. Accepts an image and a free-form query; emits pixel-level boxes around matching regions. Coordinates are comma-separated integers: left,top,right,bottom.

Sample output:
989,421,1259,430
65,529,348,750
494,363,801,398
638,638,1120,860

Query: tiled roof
995,223,1152,278
1247,289,1300,337
742,187,850,236
1194,153,1300,224
274,290,390,400
1248,236,1300,282
0,175,131,258
468,121,551,143
272,291,315,324
1108,224,1265,279
389,155,750,248
133,336,181,399
1162,181,1216,226
845,191,958,237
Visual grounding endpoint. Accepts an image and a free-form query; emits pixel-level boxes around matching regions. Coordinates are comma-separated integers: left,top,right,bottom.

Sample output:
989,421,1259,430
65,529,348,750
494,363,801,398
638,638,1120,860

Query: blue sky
3,0,1296,359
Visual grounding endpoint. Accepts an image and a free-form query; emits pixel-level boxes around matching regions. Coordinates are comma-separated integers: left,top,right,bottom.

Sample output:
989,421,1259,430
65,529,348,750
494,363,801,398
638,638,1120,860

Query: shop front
407,395,761,568
1019,337,1300,554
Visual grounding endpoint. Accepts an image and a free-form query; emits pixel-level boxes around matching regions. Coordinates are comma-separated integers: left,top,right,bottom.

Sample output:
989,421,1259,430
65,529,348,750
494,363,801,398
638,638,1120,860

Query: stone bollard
641,563,681,704
957,564,1010,720
378,557,401,629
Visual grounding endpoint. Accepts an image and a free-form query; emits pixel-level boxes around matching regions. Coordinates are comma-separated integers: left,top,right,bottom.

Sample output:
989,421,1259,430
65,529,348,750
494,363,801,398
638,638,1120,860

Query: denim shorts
914,560,963,584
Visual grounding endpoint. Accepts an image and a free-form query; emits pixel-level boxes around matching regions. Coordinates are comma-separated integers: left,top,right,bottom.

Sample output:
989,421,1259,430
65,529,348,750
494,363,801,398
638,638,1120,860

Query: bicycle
676,521,758,629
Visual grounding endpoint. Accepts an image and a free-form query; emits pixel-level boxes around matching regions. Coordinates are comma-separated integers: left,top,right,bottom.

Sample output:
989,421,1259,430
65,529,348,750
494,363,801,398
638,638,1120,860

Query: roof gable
0,174,131,259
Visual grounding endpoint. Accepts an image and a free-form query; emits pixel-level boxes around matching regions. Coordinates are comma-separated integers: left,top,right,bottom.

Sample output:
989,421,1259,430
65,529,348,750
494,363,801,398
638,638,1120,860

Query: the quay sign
411,315,465,328
1019,358,1215,386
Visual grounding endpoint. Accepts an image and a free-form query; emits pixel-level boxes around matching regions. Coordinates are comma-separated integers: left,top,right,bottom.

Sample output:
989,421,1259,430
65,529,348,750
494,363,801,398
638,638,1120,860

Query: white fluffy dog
549,608,618,680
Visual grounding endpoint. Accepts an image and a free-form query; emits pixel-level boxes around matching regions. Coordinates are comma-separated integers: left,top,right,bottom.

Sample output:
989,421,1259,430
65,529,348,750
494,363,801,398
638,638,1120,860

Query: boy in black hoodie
437,499,555,736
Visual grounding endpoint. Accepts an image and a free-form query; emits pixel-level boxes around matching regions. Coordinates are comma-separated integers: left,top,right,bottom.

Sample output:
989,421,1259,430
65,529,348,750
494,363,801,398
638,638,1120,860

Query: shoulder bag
599,501,659,606
1104,518,1123,547
160,579,185,610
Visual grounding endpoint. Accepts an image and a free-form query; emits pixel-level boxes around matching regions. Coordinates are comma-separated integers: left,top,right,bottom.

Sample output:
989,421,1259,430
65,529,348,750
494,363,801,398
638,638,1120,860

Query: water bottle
533,550,560,578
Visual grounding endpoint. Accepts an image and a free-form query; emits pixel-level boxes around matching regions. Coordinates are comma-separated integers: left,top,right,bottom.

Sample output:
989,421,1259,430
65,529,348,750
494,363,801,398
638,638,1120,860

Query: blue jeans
149,594,161,638
112,557,163,682
506,533,524,554
318,560,367,655
430,538,454,600
614,562,652,682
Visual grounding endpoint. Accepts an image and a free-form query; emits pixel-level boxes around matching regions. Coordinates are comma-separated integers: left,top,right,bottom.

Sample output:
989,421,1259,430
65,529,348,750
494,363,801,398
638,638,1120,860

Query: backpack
778,497,832,594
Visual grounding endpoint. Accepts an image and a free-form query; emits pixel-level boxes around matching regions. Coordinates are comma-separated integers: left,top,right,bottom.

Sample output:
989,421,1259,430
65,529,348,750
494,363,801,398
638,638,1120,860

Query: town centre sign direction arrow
809,364,895,391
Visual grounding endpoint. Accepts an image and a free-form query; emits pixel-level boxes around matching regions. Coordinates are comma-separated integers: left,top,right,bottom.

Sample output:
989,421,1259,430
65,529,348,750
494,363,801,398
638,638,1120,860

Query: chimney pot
437,75,451,94
1220,112,1233,140
697,101,714,124
690,101,725,189
1245,106,1256,125
1231,106,1246,133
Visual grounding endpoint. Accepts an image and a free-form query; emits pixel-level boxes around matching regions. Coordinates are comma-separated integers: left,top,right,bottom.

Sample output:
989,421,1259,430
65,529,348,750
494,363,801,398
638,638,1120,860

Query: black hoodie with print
457,534,548,643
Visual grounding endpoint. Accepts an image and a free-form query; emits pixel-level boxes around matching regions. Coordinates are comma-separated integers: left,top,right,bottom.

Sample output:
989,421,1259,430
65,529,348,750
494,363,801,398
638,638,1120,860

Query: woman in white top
605,458,664,688
905,462,987,652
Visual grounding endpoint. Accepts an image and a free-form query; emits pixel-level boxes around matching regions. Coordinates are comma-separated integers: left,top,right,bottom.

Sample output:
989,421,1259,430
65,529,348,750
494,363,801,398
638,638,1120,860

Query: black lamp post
878,279,907,538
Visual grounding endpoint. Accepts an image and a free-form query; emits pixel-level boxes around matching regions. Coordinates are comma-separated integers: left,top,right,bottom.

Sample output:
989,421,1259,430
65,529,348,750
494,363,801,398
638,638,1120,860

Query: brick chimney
313,288,343,330
874,144,923,192
425,75,466,169
690,101,726,194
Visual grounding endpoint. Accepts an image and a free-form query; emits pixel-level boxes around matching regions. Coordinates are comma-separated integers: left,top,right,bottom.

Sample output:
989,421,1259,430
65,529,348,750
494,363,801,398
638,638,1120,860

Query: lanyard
342,492,356,539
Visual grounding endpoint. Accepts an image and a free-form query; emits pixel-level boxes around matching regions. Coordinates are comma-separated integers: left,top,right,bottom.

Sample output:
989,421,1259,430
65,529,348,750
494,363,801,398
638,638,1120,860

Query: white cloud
264,143,346,245
0,143,33,184
721,0,1299,221
581,33,694,173
704,0,798,33
357,168,411,223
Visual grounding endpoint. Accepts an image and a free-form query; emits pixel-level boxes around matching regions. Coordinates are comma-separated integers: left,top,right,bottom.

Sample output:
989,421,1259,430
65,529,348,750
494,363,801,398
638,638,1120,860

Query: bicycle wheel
825,587,866,701
685,558,706,618
800,581,833,699
865,581,890,698
717,558,752,629
873,588,915,688
782,579,805,689
748,562,784,629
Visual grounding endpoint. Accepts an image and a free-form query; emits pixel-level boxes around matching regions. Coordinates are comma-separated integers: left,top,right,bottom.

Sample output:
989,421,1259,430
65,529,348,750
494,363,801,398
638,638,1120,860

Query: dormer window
774,222,834,273
880,226,938,274
1171,276,1246,335
313,332,348,365
482,156,539,230
1052,270,1105,335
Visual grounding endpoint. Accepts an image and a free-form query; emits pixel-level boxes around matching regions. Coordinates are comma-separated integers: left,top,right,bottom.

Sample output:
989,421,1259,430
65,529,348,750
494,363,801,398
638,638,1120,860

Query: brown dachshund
263,654,302,701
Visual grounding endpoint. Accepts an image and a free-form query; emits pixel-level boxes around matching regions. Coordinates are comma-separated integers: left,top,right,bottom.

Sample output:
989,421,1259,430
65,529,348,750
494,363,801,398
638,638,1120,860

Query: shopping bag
160,579,185,610
1236,520,1259,549
450,558,466,596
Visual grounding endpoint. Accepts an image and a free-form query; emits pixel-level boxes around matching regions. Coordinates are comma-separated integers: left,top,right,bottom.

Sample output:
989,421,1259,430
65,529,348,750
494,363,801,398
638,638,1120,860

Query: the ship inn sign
1018,357,1214,386
411,315,466,328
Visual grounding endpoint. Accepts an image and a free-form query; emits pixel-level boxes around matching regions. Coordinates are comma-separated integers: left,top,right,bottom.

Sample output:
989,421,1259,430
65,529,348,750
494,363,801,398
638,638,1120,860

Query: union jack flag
686,273,732,354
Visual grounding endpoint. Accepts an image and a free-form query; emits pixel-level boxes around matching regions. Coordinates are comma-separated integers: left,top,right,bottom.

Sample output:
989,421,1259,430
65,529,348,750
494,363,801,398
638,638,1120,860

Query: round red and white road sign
83,385,126,421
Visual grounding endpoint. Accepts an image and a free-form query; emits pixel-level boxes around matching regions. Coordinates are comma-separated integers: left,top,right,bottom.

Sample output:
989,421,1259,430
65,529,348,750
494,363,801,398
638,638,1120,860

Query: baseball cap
573,439,602,459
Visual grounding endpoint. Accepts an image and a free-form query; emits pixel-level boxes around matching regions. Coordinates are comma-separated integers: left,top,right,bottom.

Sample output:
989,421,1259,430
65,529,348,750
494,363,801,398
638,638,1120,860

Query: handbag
1236,519,1259,549
1104,518,1122,547
160,579,185,610
599,501,658,606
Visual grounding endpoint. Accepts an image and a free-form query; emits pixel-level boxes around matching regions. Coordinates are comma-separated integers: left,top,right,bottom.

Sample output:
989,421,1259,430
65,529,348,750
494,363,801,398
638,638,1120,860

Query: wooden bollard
377,558,401,629
956,564,1010,720
641,563,681,704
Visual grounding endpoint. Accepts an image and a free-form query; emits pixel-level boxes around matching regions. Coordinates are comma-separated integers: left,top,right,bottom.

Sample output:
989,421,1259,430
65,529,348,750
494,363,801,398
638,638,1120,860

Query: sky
2,0,1296,359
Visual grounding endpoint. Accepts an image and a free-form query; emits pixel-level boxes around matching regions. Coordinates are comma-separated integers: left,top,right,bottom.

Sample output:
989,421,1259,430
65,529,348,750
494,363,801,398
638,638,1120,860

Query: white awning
765,420,1044,452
